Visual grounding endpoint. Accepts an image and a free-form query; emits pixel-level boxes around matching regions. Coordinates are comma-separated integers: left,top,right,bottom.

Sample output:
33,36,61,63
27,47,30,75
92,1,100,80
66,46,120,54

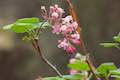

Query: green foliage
110,69,120,75
63,73,84,80
100,32,120,49
11,23,37,33
112,75,120,80
68,60,90,71
3,17,50,33
16,17,40,23
100,43,119,48
96,62,117,77
43,74,84,80
3,24,14,30
113,34,120,42
43,77,65,80
110,69,120,79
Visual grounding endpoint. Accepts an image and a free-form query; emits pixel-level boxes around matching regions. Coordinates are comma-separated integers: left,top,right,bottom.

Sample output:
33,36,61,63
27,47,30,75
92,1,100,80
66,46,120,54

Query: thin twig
116,46,120,51
36,20,47,36
65,0,100,79
32,39,62,77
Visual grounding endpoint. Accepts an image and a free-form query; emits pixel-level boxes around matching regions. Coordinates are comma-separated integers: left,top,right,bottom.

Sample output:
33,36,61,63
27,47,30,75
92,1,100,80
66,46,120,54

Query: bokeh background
0,0,120,80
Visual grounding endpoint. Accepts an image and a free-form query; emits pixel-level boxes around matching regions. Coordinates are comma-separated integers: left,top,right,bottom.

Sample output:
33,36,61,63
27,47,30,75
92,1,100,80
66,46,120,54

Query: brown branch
65,0,100,80
32,39,62,77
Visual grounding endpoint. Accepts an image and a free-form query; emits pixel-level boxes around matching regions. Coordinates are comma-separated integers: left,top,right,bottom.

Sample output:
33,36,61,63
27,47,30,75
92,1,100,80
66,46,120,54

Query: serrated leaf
63,73,84,80
100,43,119,48
97,63,117,77
68,60,90,71
16,17,40,23
43,77,65,80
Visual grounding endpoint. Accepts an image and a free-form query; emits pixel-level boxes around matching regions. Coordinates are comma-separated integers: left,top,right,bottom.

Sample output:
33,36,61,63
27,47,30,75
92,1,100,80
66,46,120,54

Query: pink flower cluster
41,5,80,54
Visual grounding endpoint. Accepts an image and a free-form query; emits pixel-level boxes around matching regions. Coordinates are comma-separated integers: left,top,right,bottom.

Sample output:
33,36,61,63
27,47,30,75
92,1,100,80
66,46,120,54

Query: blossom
58,38,69,50
58,39,77,53
66,45,76,53
70,32,80,45
70,39,80,45
62,15,73,24
51,12,59,19
71,32,80,39
50,4,64,19
52,24,61,35
41,4,80,54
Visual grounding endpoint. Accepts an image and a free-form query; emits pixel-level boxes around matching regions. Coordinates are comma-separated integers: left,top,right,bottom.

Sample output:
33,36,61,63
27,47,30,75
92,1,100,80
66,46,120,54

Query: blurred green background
0,0,120,80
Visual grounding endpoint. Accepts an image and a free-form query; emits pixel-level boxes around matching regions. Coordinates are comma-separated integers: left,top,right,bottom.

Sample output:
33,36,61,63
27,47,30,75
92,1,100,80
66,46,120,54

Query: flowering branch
65,0,100,79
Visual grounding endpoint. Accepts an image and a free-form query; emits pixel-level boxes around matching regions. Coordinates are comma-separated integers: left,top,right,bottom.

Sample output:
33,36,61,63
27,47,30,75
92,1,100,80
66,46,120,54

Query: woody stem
65,0,100,79
32,39,62,77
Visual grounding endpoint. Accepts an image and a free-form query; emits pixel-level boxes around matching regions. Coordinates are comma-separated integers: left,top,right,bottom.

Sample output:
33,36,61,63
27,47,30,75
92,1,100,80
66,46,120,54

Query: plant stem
36,20,46,36
65,0,100,80
116,46,120,51
32,39,62,77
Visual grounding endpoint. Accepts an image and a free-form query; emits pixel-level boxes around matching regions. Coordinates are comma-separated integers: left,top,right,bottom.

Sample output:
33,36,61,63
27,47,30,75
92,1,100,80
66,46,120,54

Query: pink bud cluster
41,5,80,54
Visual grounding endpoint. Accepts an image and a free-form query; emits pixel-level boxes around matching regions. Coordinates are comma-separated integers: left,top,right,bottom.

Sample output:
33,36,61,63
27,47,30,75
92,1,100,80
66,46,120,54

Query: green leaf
3,24,14,30
43,77,65,80
16,17,40,23
100,43,119,48
2,17,51,33
110,69,120,76
11,17,41,33
111,75,120,80
110,69,120,79
68,60,90,71
11,23,38,33
114,36,120,43
97,63,117,77
63,73,84,80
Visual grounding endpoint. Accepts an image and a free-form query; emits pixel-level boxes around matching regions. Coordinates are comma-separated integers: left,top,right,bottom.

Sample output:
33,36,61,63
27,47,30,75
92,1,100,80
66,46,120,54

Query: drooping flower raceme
41,4,80,54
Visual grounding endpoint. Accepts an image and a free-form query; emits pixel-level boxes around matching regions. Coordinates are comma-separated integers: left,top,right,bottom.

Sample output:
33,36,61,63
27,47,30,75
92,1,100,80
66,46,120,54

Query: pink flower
62,16,78,33
71,32,80,39
58,38,69,50
51,12,59,19
58,38,76,54
62,15,73,24
70,39,80,45
71,22,78,29
60,25,67,32
41,5,80,54
70,32,80,45
50,4,64,19
66,45,76,54
52,24,61,35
